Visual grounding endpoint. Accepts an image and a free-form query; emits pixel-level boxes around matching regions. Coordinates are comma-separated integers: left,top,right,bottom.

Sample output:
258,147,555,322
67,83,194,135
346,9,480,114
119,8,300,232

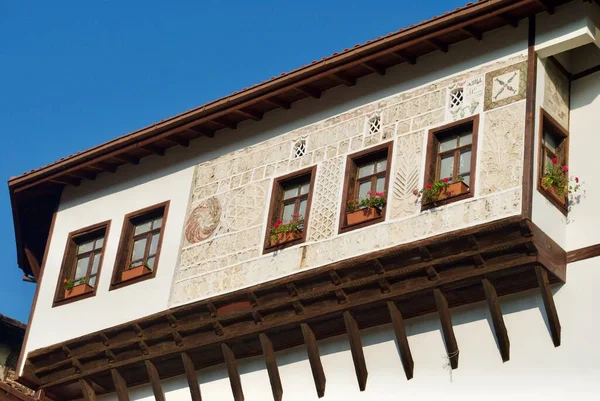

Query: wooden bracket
259,333,283,401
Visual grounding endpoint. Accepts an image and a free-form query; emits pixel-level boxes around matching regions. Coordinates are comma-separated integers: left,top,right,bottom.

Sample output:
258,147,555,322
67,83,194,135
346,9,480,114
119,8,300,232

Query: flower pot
64,283,93,299
216,300,252,315
346,206,382,226
121,265,152,282
270,230,302,247
544,185,567,206
424,181,469,205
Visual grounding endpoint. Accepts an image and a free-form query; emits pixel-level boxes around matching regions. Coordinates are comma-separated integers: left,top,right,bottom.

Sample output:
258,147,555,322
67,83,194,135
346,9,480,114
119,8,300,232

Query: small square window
368,115,381,136
339,142,393,233
264,166,316,253
111,201,169,290
53,221,110,306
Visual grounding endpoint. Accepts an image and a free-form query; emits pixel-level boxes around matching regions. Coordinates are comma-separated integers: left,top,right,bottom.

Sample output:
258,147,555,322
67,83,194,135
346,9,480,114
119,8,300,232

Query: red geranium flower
551,157,558,164
426,184,433,190
367,190,373,195
375,191,384,197
443,177,450,183
575,177,579,183
273,220,283,229
561,165,568,172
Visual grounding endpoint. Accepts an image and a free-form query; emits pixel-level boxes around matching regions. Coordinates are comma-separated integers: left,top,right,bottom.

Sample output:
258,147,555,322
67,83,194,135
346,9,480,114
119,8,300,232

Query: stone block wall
169,54,528,307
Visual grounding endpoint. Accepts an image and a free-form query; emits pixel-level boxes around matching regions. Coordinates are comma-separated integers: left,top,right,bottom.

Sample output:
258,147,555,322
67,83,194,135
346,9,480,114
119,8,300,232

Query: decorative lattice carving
368,115,381,135
449,88,464,109
308,157,344,242
224,184,267,231
184,197,221,244
292,137,308,159
391,131,424,219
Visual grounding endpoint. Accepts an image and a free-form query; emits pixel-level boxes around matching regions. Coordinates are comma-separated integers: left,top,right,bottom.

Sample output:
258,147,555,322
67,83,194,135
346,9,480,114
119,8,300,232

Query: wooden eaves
8,0,572,278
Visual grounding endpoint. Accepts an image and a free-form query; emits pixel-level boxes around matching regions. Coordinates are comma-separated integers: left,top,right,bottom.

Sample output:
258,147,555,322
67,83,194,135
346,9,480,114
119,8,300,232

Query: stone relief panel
445,76,483,121
307,156,344,242
183,197,221,245
223,183,268,231
542,58,569,130
479,102,526,195
484,61,527,111
390,130,424,219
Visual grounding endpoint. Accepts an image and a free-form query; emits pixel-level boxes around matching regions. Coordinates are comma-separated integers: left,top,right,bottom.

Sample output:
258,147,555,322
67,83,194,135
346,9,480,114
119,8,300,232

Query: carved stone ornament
184,197,221,244
484,61,527,111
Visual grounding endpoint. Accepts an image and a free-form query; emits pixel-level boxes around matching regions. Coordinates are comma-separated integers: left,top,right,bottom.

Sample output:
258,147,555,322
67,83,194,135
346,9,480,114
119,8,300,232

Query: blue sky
0,0,466,323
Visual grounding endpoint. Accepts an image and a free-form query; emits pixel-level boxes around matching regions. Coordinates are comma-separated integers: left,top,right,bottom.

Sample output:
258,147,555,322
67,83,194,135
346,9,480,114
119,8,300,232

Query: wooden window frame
110,201,170,290
263,166,317,254
422,115,479,211
537,108,569,216
338,141,394,234
52,221,111,307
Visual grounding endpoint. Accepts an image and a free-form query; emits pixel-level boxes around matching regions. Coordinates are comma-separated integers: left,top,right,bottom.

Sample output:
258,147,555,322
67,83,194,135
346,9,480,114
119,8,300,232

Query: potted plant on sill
541,158,580,206
122,261,152,282
63,277,92,299
269,214,303,247
346,191,386,226
414,177,468,206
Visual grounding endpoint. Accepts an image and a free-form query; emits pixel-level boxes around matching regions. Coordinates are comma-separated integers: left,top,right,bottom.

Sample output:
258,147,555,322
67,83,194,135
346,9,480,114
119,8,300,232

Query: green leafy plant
125,260,150,270
541,158,580,198
63,276,88,291
346,191,386,213
269,213,304,243
414,177,463,204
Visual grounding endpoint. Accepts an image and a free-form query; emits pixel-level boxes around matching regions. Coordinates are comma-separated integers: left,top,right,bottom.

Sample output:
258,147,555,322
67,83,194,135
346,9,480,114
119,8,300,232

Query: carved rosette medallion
185,197,221,244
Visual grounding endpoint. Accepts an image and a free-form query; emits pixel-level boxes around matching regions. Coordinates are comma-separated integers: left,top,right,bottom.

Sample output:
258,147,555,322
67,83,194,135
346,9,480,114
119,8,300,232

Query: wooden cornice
22,217,566,400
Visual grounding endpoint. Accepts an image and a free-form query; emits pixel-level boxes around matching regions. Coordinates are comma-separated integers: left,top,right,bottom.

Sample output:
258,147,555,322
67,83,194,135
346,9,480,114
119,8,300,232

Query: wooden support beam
248,292,259,307
535,266,561,346
181,352,202,401
361,61,386,76
329,270,342,285
87,162,117,173
173,331,185,346
235,108,263,121
426,266,439,281
330,72,356,86
533,0,554,14
132,323,144,337
206,302,217,317
99,333,110,347
335,289,349,304
167,314,178,328
113,154,140,165
387,301,414,380
213,322,224,337
419,246,433,261
212,118,238,130
427,38,448,53
222,343,244,401
343,311,368,391
473,254,486,268
252,310,264,324
378,277,391,293
79,379,96,401
110,369,129,401
286,282,299,297
293,301,304,315
105,349,116,363
461,26,482,40
295,85,321,99
145,360,165,401
433,289,459,369
259,333,283,401
373,259,385,274
72,358,83,373
139,340,150,355
499,13,519,27
482,279,510,362
50,177,80,186
142,144,165,156
392,50,416,65
264,97,291,110
61,345,71,358
69,171,97,181
24,248,41,280
186,126,216,138
301,323,326,398
167,135,190,148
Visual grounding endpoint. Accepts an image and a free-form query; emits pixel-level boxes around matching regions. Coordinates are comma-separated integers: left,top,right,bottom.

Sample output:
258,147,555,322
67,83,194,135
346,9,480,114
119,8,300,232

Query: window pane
460,174,471,187
152,217,163,230
358,181,371,201
74,256,89,280
459,150,471,174
298,199,307,218
134,220,152,236
88,275,97,288
131,260,143,268
282,203,295,222
149,233,160,257
543,132,558,153
439,155,454,180
94,237,104,250
90,253,101,275
459,132,473,146
283,186,299,200
439,136,457,152
358,162,375,178
131,238,147,261
77,241,94,255
300,183,310,195
375,159,387,172
147,256,155,270
544,151,553,173
376,177,385,194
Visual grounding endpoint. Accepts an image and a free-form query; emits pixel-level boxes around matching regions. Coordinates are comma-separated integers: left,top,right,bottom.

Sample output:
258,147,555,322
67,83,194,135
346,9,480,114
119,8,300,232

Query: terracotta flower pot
64,283,93,299
270,230,302,247
216,300,252,315
424,181,469,205
346,206,382,226
544,185,567,206
121,265,152,282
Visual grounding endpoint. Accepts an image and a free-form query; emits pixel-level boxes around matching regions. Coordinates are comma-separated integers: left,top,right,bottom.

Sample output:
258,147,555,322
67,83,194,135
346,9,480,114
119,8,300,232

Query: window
538,109,569,214
111,201,169,289
339,142,393,233
264,166,316,253
423,116,479,209
53,221,110,306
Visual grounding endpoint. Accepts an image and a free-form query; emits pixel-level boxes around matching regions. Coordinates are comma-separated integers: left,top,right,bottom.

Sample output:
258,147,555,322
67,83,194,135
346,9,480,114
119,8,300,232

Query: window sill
264,233,306,254
52,288,96,307
110,269,156,291
339,208,386,234
420,190,473,211
538,185,568,216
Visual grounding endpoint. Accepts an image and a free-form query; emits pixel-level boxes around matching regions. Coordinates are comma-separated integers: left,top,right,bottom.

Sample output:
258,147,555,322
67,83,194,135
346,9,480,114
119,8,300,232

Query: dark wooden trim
263,166,317,254
24,248,41,280
571,64,600,81
567,243,600,263
422,115,479,211
338,141,394,234
343,311,368,391
145,360,165,401
433,289,459,369
52,220,111,307
181,353,202,401
0,382,37,401
259,333,283,401
387,301,414,380
301,323,326,398
110,369,129,401
522,15,537,219
110,201,170,290
482,278,510,362
534,265,561,347
221,344,244,401
78,380,95,401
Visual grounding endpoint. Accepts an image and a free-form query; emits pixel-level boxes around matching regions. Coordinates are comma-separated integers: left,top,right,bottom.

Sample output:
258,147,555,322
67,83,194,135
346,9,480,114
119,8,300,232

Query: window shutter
427,137,439,183
117,221,135,274
346,161,358,204
270,184,284,225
